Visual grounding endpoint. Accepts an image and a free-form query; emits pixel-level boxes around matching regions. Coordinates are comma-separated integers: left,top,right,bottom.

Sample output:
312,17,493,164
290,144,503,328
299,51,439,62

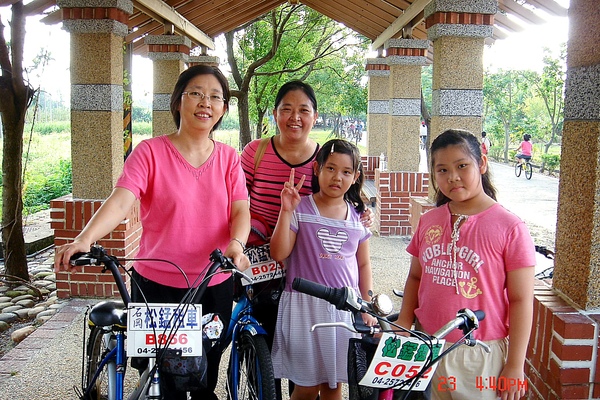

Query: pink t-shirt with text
407,203,535,342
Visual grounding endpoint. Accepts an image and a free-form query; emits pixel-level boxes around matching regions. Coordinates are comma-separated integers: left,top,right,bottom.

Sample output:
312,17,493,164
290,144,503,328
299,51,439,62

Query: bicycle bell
370,292,394,316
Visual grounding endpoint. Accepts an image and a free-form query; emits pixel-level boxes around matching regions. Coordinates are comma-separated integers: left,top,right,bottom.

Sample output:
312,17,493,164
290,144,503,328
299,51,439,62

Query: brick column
375,170,429,236
59,0,132,199
425,1,494,141
188,55,220,67
526,1,600,398
55,1,141,300
144,35,190,137
384,39,429,172
424,0,495,199
365,58,390,158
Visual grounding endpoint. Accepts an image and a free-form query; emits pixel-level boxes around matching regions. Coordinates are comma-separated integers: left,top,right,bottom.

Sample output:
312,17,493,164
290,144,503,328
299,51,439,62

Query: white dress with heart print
271,195,372,388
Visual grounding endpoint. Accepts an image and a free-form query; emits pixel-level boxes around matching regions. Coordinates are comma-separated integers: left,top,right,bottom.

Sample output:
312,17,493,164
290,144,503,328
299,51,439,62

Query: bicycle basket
159,345,208,392
159,313,224,392
348,337,379,400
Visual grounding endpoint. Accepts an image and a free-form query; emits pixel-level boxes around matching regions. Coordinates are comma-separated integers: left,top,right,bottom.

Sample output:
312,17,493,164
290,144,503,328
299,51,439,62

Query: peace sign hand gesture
280,168,306,213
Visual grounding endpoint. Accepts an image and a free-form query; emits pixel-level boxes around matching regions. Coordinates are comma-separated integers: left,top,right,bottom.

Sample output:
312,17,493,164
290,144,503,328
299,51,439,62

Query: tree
483,69,532,162
527,46,565,171
0,3,35,281
225,4,367,148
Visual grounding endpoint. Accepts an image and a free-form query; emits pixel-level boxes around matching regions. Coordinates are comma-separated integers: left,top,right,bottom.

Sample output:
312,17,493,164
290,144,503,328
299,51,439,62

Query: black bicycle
292,278,489,400
514,157,533,180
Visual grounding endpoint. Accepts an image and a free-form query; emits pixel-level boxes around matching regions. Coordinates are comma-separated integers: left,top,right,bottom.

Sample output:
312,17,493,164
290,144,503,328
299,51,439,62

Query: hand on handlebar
54,240,93,272
224,242,250,272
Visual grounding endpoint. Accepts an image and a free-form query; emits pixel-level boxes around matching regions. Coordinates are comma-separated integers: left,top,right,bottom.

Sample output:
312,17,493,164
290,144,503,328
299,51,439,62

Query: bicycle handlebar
292,277,486,342
70,245,243,306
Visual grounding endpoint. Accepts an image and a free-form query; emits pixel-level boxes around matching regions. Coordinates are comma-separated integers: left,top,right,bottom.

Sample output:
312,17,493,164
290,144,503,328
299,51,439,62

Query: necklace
450,213,468,294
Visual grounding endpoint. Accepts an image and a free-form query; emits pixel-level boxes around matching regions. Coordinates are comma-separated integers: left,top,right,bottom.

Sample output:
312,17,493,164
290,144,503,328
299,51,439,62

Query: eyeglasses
182,91,226,104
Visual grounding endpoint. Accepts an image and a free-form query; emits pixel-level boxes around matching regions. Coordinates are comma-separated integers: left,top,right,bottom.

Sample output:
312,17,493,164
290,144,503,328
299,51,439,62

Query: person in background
270,139,375,400
481,131,491,155
54,65,251,400
396,129,535,400
515,133,533,166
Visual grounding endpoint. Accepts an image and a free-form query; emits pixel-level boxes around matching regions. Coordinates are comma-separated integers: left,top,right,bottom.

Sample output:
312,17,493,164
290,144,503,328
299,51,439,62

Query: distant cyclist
515,133,533,166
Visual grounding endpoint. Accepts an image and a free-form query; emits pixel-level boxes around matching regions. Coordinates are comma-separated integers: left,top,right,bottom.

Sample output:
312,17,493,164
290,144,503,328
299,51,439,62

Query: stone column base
50,195,142,299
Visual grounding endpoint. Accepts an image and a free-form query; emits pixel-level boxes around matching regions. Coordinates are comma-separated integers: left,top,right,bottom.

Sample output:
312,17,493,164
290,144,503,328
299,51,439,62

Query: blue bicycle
224,275,277,400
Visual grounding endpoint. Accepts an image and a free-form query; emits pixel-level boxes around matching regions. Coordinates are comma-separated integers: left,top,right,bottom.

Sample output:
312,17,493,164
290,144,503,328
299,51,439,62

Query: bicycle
70,245,246,400
223,258,278,400
291,277,489,400
514,157,533,180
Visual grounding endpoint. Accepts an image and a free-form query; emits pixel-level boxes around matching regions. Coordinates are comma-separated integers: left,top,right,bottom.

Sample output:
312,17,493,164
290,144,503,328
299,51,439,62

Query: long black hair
170,65,230,131
311,139,365,213
430,129,497,206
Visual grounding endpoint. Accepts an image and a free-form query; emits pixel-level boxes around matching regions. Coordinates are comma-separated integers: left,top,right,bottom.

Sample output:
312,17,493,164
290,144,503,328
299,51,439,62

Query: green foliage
25,121,70,135
23,159,72,214
132,121,152,136
541,153,560,173
132,105,152,123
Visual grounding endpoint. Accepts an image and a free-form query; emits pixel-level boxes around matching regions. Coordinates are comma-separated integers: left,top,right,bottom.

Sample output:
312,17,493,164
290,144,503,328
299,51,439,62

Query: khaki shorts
431,338,508,400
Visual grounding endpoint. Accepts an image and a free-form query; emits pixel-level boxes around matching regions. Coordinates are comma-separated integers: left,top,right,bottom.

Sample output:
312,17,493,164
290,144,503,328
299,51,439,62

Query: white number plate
242,244,286,286
359,333,444,391
127,303,203,357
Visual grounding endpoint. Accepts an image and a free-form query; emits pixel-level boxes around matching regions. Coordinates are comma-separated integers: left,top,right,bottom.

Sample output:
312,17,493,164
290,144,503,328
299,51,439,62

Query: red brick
559,384,590,399
551,336,593,361
553,313,595,340
549,357,591,384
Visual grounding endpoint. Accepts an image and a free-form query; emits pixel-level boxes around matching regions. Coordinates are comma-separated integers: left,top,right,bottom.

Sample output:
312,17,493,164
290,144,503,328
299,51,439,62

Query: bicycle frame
74,246,235,400
224,286,269,400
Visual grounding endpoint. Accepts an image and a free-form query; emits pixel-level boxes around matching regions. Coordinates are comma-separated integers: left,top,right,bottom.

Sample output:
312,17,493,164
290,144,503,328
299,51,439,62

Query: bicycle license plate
241,244,286,286
127,303,203,357
359,333,445,391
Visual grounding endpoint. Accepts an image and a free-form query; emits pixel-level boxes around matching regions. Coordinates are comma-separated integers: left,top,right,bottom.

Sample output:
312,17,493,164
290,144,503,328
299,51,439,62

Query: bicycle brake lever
463,338,491,353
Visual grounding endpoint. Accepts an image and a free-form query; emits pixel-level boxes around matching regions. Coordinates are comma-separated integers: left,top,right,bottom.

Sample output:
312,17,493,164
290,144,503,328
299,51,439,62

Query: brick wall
50,195,142,299
527,280,599,399
376,170,429,236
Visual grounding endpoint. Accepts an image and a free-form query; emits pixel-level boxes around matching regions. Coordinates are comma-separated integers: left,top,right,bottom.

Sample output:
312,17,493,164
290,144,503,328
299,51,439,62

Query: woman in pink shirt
54,65,251,400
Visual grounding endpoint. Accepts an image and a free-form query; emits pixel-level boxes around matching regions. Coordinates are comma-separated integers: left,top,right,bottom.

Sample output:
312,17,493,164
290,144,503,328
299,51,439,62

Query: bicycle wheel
227,331,277,400
84,326,116,400
514,162,522,177
525,162,533,180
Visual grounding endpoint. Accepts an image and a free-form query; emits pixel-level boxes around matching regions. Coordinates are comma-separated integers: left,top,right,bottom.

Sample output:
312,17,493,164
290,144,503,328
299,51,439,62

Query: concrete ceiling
1,0,568,54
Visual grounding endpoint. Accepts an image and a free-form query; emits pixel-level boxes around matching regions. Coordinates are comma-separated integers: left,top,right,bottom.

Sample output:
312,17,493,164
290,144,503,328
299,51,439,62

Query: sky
1,2,569,106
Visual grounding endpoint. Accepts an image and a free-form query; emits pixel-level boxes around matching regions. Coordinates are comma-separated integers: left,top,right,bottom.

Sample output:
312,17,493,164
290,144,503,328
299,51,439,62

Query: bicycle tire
525,162,533,180
84,326,115,400
227,331,277,400
514,163,522,177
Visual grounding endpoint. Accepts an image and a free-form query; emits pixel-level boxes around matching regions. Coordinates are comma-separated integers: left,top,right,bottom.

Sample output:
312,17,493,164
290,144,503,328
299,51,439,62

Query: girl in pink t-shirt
515,133,533,167
396,129,535,400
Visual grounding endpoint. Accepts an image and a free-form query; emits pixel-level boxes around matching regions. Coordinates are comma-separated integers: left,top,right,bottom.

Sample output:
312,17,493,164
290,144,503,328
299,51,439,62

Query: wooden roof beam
525,0,568,17
371,0,430,50
499,0,546,25
134,0,214,48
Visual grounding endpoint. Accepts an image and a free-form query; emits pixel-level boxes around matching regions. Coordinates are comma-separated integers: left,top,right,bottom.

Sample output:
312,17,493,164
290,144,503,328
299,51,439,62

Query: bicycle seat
89,300,127,329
